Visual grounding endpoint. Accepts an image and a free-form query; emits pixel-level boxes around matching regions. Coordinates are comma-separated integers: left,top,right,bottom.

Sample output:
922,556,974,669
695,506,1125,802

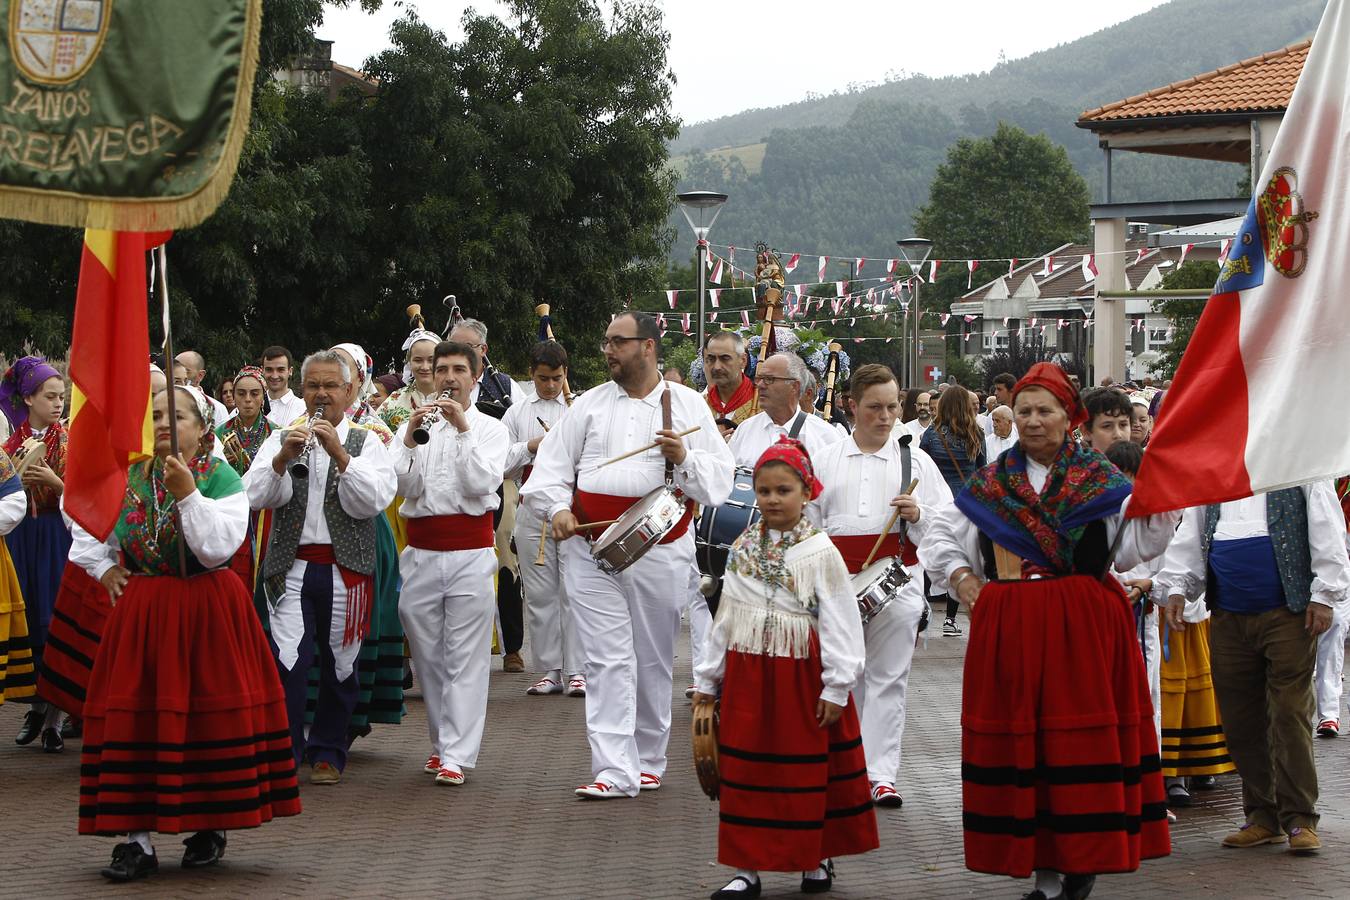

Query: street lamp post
896,237,933,386
677,191,729,358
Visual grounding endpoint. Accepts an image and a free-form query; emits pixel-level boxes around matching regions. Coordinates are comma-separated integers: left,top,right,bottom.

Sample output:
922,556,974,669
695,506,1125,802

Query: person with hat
216,365,274,596
921,362,1179,899
1,356,71,747
378,326,444,433
692,436,877,899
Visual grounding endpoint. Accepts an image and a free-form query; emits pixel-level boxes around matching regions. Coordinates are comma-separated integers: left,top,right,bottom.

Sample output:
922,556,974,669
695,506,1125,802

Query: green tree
1152,261,1219,379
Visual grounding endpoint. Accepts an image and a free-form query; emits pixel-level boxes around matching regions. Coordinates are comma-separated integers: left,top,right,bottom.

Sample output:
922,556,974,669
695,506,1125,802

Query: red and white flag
818,256,829,282
1135,247,1147,266
710,259,724,283
665,290,678,309
855,257,865,275
1039,256,1054,277
1080,254,1098,281
928,259,941,283
836,280,847,297
1008,258,1017,276
681,313,691,334
1177,242,1194,269
966,259,979,289
887,258,899,277
1219,238,1234,263
709,288,721,308
785,253,800,274
740,310,751,327
1132,0,1350,515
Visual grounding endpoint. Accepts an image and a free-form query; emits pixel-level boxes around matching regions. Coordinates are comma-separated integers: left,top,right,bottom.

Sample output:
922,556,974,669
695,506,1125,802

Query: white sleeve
70,520,119,583
1154,506,1206,601
242,430,293,510
1109,501,1183,572
904,449,954,548
671,397,735,508
179,488,248,569
389,424,424,498
520,407,583,523
692,595,732,696
918,500,983,585
0,489,25,536
336,430,398,519
455,421,509,498
816,552,866,705
1305,481,1350,609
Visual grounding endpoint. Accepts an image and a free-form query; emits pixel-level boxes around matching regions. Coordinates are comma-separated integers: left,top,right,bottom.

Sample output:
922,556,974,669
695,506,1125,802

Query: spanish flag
65,230,171,539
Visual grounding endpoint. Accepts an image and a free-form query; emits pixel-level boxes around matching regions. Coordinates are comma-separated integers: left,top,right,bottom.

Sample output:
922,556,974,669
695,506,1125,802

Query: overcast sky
320,0,1170,125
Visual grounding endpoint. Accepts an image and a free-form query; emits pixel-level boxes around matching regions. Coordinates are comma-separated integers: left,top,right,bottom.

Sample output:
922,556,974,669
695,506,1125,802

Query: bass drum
695,467,760,578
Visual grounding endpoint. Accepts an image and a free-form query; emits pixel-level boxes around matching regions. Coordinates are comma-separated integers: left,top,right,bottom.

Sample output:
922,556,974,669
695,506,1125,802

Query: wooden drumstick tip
534,302,550,317
406,303,422,318
828,341,842,352
534,518,549,567
861,477,920,570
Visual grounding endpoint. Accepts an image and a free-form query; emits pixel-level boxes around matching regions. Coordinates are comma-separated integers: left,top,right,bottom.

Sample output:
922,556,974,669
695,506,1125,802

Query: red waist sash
572,489,694,544
830,533,919,575
405,513,496,551
521,464,533,486
296,544,373,646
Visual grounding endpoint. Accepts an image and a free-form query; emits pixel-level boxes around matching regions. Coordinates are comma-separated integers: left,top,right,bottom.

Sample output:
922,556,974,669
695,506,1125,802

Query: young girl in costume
692,437,877,899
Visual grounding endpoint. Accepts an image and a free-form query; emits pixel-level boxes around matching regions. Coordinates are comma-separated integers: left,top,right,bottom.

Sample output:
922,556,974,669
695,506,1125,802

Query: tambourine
691,699,720,800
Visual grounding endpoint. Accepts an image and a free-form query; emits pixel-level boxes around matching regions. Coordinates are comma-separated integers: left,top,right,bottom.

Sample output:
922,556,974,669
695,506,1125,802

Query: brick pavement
3,613,1349,899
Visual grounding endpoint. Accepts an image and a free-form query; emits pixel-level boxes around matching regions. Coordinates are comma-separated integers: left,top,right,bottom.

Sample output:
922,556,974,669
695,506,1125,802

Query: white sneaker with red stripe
435,767,465,786
574,781,621,799
639,772,662,791
870,782,903,808
1317,718,1339,738
565,676,587,697
423,755,441,774
527,676,563,696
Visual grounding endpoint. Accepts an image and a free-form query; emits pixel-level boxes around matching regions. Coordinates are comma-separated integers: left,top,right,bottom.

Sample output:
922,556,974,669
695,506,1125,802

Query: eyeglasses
600,336,645,351
303,381,348,393
754,375,796,387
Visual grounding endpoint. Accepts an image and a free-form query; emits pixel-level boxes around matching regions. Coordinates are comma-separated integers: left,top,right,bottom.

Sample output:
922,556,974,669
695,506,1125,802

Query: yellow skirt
1159,617,1236,776
0,541,36,704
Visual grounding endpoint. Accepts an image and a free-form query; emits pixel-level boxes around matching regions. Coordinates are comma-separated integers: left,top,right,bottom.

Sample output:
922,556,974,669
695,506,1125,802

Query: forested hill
669,0,1324,260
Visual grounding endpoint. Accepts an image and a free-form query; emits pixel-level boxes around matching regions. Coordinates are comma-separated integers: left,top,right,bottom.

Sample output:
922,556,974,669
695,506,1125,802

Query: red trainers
639,772,662,791
424,755,441,774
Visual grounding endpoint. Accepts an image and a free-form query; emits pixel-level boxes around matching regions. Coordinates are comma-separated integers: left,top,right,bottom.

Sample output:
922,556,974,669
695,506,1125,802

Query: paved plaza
4,614,1348,899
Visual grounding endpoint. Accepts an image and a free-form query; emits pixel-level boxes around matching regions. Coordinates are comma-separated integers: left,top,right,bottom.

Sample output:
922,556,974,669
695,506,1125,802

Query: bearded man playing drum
522,311,734,798
809,364,950,809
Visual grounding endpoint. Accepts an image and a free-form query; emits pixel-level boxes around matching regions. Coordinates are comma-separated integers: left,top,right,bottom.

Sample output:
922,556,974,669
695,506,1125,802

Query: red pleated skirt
962,575,1169,878
79,568,301,835
717,642,878,871
37,562,108,718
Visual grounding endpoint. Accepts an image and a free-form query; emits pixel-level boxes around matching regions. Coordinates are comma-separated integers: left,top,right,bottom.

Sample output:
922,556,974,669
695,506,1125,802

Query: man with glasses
729,351,841,469
522,311,734,799
701,331,756,425
244,350,397,786
449,319,529,409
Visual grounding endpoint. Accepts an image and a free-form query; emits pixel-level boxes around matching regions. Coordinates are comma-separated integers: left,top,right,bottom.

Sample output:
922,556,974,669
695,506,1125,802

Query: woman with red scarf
0,356,73,749
921,363,1180,900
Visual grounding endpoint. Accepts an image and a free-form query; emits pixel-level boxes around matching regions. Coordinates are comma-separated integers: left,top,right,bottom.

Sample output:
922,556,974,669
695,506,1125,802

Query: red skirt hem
36,562,108,717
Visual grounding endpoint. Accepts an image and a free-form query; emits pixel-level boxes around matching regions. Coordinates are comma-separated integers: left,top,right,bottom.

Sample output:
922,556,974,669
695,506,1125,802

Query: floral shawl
377,386,435,432
115,455,242,575
216,414,272,475
726,516,820,613
3,419,66,512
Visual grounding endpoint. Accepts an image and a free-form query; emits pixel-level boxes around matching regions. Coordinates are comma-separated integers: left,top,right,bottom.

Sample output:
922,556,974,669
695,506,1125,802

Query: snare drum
590,486,687,575
695,467,760,577
850,557,912,625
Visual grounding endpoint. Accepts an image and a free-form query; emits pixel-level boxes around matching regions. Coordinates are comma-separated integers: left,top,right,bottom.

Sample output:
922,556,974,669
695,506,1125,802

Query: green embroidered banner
0,0,261,230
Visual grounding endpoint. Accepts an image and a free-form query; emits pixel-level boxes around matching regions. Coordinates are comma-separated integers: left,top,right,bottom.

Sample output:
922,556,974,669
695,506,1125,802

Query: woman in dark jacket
920,386,986,634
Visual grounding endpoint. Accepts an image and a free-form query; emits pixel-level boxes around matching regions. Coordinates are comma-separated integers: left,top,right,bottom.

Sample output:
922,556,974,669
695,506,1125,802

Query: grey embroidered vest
1200,487,1313,614
263,427,376,601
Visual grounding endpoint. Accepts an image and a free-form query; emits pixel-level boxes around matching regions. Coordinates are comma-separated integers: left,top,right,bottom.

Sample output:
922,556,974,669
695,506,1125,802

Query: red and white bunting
1057,318,1066,330
964,314,976,323
1135,247,1147,266
740,310,750,326
708,312,717,324
966,259,979,289
1030,317,1038,327
681,313,691,335
940,313,951,326
817,256,829,281
887,258,899,277
1177,242,1194,268
1007,257,1017,276
835,280,847,297
729,245,736,266
1039,256,1054,277
666,290,678,309
708,288,721,308
793,283,805,300
785,253,800,274
1080,254,1097,281
855,257,865,275
849,317,855,327
710,259,724,284
854,337,864,344
1219,238,1233,263
1003,316,1010,326
928,259,941,282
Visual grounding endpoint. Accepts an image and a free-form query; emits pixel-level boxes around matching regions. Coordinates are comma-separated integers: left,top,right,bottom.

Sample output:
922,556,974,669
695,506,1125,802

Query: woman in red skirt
920,363,1180,900
693,437,877,899
70,384,300,881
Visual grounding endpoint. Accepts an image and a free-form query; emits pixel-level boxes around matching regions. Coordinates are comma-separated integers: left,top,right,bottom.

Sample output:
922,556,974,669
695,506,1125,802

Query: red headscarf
754,436,824,500
1012,362,1087,429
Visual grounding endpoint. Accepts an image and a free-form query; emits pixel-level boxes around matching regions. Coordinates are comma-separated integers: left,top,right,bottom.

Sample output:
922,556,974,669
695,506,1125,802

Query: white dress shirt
892,418,929,442
0,487,27,536
808,436,952,548
501,393,570,488
266,389,307,429
728,410,842,470
390,407,509,518
1153,482,1350,610
985,432,1017,461
242,417,397,544
521,379,734,523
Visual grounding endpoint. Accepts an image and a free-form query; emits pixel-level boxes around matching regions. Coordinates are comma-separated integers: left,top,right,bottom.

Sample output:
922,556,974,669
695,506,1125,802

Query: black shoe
711,874,761,899
15,707,43,745
1191,774,1217,791
101,842,158,882
61,717,82,739
1166,781,1192,807
800,859,834,893
1063,874,1096,900
40,727,63,753
181,830,227,868
1020,893,1051,900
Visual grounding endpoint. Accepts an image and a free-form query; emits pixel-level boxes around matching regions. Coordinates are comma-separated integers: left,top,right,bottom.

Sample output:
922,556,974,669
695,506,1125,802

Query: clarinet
289,406,325,480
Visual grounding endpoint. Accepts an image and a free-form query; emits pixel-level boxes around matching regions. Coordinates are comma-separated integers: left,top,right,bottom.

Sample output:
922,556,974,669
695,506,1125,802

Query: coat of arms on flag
10,0,111,85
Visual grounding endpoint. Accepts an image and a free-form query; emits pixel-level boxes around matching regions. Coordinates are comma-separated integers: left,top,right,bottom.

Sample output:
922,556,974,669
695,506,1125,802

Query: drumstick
861,478,920,570
574,518,619,531
598,426,700,468
534,517,549,567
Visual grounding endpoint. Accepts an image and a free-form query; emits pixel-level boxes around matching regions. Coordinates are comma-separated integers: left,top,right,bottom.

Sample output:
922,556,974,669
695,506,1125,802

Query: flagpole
155,244,190,578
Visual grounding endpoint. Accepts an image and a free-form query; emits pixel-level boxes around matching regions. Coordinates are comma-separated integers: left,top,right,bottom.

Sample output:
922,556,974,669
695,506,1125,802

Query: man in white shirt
810,364,952,809
175,349,232,425
244,350,397,784
522,311,734,799
261,345,306,427
984,405,1016,460
728,352,841,469
894,387,932,442
501,341,582,698
390,341,509,787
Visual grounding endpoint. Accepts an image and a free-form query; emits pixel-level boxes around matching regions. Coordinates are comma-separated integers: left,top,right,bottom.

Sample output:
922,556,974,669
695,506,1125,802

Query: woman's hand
816,699,843,728
952,567,984,610
163,454,197,500
100,566,130,603
21,456,63,493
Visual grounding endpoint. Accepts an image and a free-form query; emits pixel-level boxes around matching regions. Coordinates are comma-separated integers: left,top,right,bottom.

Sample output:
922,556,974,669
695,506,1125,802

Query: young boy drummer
692,437,878,899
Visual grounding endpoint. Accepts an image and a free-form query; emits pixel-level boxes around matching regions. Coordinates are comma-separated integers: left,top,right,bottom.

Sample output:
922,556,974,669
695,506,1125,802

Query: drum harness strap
896,434,925,636
663,386,677,490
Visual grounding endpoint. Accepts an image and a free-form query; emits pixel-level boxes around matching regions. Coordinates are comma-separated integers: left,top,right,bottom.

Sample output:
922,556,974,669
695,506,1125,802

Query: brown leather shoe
1221,823,1286,848
1288,827,1321,854
503,652,525,673
310,762,341,785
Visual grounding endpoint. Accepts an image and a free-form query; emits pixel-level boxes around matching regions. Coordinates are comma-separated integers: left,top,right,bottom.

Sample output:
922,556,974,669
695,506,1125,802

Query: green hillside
669,0,1324,260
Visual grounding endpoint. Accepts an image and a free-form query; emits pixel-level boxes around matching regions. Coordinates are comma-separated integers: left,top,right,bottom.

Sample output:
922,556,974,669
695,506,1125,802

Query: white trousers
853,572,925,785
1140,605,1162,750
398,545,498,770
514,510,582,676
1315,603,1348,723
687,566,711,678
562,535,687,796
273,560,362,680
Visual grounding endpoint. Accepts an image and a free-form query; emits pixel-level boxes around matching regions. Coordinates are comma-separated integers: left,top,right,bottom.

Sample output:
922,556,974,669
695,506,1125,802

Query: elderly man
244,350,398,785
447,318,529,410
1160,482,1350,853
701,331,756,425
261,346,306,428
175,350,232,424
522,311,733,798
984,405,1015,460
728,352,840,469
